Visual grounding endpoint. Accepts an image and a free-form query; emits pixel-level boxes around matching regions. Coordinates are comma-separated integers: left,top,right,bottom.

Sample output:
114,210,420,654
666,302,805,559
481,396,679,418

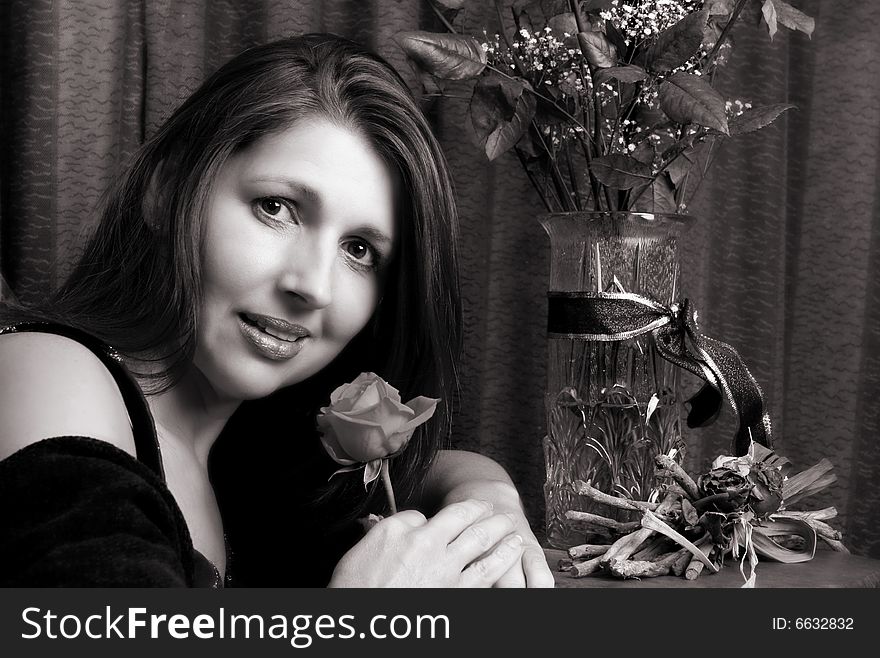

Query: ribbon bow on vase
547,290,772,456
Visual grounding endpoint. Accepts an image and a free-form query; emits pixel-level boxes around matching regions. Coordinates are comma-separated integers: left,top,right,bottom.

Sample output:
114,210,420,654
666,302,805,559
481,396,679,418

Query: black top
0,321,367,587
0,321,224,587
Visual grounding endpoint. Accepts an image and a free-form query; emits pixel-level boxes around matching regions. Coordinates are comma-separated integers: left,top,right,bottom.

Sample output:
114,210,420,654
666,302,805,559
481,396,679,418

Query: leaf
596,65,648,84
748,518,817,563
630,138,655,165
547,10,594,36
590,154,653,190
762,0,814,39
469,74,537,161
394,31,487,80
645,393,660,424
761,0,778,39
433,0,467,8
631,173,677,214
729,103,795,135
646,10,708,73
663,139,713,187
773,0,815,34
603,19,629,58
577,30,617,68
659,72,729,134
782,458,836,506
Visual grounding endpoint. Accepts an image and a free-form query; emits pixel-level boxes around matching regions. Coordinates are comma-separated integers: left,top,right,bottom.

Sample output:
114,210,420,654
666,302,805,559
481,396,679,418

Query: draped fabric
2,0,879,559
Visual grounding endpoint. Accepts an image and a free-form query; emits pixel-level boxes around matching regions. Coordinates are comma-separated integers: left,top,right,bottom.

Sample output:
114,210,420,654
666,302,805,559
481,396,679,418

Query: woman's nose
279,233,335,309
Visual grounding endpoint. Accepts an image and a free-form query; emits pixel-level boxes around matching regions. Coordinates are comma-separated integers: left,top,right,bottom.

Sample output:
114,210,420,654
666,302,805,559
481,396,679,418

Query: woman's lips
238,313,308,361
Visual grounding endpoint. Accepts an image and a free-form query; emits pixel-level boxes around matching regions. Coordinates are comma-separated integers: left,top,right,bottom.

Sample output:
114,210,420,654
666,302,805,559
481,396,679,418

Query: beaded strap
0,322,164,481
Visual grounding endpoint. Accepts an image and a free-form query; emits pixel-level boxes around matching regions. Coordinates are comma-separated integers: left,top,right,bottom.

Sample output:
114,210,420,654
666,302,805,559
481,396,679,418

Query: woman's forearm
419,449,524,515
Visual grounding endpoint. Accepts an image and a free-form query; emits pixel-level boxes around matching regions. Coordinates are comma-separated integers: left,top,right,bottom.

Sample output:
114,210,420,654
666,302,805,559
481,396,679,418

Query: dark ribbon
547,291,772,456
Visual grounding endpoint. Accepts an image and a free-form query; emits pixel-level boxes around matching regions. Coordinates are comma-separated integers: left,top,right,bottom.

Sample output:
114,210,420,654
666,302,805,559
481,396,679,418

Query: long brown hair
6,34,462,513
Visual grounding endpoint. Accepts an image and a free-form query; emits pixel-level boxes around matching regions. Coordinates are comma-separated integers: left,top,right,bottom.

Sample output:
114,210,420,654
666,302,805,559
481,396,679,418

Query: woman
0,34,552,587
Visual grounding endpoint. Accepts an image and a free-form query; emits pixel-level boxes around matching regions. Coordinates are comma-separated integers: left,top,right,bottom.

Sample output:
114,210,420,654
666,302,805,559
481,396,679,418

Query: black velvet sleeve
0,436,195,587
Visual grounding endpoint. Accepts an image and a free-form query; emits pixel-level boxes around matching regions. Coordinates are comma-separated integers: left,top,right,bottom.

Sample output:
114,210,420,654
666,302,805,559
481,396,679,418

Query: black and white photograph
0,0,877,650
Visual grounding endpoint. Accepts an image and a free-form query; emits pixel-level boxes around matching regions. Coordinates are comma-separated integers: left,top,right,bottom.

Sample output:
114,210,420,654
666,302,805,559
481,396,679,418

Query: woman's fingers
446,512,517,564
423,499,495,543
522,544,555,588
384,509,428,529
459,533,524,587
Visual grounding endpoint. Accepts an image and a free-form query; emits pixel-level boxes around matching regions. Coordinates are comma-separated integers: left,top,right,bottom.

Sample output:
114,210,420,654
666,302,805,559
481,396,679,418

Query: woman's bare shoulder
0,331,137,462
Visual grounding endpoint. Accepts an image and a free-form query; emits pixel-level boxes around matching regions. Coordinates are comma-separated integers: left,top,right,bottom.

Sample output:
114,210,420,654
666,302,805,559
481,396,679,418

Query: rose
745,461,784,516
697,467,753,513
317,372,439,513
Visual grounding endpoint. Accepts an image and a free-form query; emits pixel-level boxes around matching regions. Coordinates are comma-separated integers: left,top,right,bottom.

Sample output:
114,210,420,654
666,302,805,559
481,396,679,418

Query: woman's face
194,117,397,402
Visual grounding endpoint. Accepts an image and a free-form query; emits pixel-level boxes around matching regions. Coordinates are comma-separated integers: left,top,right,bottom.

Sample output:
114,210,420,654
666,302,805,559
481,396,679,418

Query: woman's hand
419,450,555,588
328,499,524,587
488,494,555,588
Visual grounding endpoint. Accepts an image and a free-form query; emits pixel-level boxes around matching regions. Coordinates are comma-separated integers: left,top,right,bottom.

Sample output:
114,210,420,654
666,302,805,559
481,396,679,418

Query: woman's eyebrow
357,226,394,251
250,177,322,208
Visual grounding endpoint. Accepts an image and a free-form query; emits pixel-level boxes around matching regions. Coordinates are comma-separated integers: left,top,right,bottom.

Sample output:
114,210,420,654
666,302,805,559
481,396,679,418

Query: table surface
544,547,880,588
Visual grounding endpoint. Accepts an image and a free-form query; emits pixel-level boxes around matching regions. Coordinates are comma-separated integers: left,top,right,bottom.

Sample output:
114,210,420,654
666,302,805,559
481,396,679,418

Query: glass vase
541,211,690,549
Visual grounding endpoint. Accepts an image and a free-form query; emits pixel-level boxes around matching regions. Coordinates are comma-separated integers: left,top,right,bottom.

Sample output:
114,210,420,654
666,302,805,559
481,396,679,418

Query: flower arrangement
317,372,439,515
559,442,846,586
396,0,814,213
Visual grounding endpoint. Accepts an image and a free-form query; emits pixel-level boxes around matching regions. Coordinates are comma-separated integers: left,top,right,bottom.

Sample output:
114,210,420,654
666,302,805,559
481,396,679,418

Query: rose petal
363,459,383,487
319,431,358,466
324,412,391,462
385,428,416,455
397,396,440,434
350,380,383,413
374,376,402,403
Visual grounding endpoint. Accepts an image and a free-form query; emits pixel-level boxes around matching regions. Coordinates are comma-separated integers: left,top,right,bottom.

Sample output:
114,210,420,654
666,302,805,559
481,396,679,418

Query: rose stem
380,459,398,515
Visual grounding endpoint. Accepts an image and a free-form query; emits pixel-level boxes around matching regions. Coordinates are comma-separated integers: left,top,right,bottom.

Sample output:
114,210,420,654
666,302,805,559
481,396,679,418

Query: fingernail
509,534,523,546
479,499,494,510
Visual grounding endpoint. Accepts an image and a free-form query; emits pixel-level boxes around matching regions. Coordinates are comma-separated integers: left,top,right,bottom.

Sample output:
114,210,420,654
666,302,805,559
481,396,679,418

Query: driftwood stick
600,528,654,566
572,480,660,512
640,510,718,572
654,455,700,500
608,548,686,579
569,555,603,578
685,557,705,580
671,535,709,576
631,535,675,561
565,511,641,534
568,543,612,560
670,546,694,576
557,558,575,572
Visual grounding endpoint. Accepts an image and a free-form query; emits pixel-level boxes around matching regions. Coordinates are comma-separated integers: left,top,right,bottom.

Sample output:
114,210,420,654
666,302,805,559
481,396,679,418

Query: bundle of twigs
560,450,847,584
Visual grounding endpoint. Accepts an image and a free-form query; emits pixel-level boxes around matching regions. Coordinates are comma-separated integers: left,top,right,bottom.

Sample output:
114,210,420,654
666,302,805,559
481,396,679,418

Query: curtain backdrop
3,0,879,558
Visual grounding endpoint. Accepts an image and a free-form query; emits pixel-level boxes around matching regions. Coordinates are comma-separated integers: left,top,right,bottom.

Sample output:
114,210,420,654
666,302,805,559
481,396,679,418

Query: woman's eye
253,197,295,223
343,239,377,267
259,198,284,216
